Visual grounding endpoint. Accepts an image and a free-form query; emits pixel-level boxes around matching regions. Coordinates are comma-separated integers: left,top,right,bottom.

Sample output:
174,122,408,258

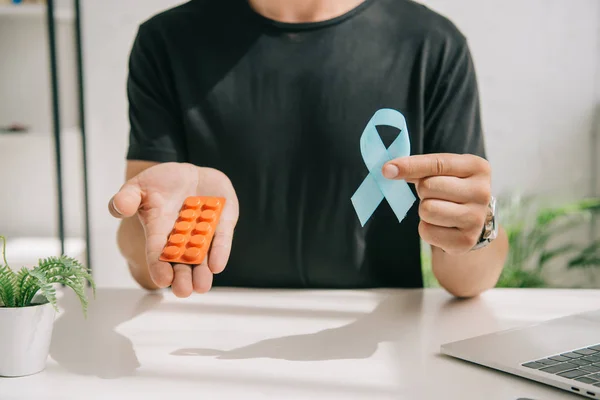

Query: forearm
117,216,159,290
432,226,508,298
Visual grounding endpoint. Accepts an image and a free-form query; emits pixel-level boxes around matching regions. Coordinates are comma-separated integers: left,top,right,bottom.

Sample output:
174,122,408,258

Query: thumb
108,177,143,218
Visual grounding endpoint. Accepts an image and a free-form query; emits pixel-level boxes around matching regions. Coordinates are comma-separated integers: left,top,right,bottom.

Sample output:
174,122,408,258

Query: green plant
0,235,95,315
497,194,600,288
421,194,600,288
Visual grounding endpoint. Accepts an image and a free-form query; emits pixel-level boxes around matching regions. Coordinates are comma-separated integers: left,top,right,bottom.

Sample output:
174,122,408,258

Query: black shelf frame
45,0,92,273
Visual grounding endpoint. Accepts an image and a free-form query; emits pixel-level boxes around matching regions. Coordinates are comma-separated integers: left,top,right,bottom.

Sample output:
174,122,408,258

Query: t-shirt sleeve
126,23,186,163
423,37,486,159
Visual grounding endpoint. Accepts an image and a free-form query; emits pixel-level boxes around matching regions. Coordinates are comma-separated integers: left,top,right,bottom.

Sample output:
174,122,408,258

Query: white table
1,287,599,399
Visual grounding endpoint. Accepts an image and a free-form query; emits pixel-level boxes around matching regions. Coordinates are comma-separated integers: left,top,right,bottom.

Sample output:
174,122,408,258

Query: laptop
441,309,600,399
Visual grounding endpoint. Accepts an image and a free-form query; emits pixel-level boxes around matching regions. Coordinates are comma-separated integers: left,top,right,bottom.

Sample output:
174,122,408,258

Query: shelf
0,4,74,22
0,127,79,139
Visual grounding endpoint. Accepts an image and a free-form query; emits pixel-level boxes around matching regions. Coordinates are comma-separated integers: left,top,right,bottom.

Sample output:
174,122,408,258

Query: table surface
1,287,600,400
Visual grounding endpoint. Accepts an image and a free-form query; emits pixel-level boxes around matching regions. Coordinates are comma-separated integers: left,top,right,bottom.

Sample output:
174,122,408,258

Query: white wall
0,10,84,244
1,1,598,287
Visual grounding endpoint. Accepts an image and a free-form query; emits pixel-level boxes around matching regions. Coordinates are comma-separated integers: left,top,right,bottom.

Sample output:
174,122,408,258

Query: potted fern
0,235,95,377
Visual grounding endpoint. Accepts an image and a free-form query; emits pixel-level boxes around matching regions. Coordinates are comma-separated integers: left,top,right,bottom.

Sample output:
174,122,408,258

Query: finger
109,177,143,218
208,220,236,274
171,264,194,298
419,199,486,230
418,221,478,255
416,176,491,205
382,154,489,180
145,260,174,289
192,259,213,294
207,201,238,274
146,223,177,288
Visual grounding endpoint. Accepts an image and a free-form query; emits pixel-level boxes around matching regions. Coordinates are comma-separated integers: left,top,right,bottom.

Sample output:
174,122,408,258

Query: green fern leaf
36,255,95,315
0,263,19,307
535,198,600,227
16,267,30,307
17,267,41,307
567,240,600,269
570,257,600,268
0,236,19,307
538,244,578,269
59,256,96,297
50,276,89,316
28,268,58,312
0,264,11,306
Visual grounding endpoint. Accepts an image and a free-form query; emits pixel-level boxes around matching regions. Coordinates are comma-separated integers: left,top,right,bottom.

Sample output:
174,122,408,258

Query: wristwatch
471,196,498,251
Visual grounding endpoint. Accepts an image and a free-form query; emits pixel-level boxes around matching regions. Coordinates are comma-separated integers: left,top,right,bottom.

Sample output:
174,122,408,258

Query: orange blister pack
159,196,226,265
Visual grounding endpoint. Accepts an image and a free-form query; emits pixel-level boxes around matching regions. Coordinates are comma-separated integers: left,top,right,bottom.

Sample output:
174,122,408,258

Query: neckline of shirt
242,0,376,32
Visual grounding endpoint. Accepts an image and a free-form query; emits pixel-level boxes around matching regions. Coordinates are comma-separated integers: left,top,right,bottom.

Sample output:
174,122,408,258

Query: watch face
472,196,497,250
490,196,498,238
482,197,496,240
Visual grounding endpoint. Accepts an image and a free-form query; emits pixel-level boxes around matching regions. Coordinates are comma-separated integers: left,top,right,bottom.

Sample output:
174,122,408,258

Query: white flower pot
0,301,56,377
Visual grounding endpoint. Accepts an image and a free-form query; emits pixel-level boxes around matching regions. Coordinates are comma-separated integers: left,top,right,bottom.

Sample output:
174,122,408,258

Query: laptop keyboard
522,344,600,387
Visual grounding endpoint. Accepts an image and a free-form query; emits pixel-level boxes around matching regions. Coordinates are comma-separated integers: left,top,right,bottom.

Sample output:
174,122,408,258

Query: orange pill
183,247,202,262
189,235,206,248
184,197,202,210
179,209,197,221
162,246,181,259
168,234,186,246
199,210,216,222
174,221,192,233
193,221,211,235
204,198,221,210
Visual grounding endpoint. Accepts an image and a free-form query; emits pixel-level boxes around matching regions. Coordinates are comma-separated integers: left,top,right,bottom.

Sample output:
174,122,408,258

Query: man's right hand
108,162,239,297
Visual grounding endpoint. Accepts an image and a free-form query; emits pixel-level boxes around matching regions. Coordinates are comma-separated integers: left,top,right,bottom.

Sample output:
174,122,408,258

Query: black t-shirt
126,0,486,289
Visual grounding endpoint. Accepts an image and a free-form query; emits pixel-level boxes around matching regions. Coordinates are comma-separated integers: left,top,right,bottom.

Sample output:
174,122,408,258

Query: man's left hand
382,153,491,255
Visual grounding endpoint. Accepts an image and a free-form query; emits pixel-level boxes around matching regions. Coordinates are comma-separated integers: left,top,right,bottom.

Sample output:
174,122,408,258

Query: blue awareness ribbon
351,108,416,227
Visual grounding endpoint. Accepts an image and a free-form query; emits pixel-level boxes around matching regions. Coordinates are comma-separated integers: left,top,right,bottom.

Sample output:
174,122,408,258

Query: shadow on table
49,288,163,379
171,290,425,361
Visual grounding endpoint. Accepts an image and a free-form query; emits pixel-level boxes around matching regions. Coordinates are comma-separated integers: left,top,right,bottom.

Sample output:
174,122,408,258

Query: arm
114,160,160,290
432,225,508,298
383,153,508,299
116,24,238,296
115,22,185,290
420,35,507,297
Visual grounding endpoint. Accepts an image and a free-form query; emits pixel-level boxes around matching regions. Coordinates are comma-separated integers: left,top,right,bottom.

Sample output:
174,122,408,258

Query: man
109,0,509,298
